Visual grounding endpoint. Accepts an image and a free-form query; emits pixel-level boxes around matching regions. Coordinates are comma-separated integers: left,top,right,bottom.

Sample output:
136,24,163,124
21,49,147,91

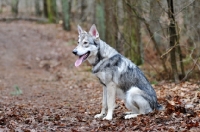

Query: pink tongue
75,55,85,67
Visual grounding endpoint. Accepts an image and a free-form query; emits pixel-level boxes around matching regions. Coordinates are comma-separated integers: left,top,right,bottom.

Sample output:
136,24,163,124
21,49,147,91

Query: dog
72,24,163,120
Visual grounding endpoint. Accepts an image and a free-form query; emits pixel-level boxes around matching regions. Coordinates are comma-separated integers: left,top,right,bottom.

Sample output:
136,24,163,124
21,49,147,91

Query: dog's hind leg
124,108,140,119
124,87,152,119
94,86,107,118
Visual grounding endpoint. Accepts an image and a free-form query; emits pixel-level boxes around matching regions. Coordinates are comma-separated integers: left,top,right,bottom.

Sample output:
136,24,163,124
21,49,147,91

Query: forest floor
0,21,199,132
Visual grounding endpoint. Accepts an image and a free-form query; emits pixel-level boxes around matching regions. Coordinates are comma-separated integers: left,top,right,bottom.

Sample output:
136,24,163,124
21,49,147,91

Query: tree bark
11,0,19,16
176,23,185,79
95,1,105,40
167,0,179,83
51,0,58,22
46,0,57,23
193,0,200,51
46,0,53,22
35,0,41,16
189,0,200,58
80,0,87,22
62,0,71,31
149,0,163,46
104,0,119,51
43,0,48,18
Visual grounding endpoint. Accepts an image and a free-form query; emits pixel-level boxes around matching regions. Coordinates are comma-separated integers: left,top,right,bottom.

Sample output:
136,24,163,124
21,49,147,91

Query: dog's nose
72,50,77,55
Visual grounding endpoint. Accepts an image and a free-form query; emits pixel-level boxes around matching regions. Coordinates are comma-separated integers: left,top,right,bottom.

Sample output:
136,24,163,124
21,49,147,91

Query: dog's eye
84,42,88,44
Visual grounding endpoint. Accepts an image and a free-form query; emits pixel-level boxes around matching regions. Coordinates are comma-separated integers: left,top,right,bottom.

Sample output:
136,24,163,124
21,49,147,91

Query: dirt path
0,21,199,131
0,21,99,131
0,21,78,105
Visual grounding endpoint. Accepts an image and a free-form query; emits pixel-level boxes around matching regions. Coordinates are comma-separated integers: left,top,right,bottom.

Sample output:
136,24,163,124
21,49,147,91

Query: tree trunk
104,0,119,51
95,1,105,40
193,0,200,53
43,0,48,18
35,0,41,16
123,0,142,65
52,0,58,22
149,0,163,46
46,0,57,23
80,0,87,22
62,0,71,31
46,0,53,22
176,22,185,79
167,0,179,83
112,4,120,53
194,1,200,39
11,0,19,16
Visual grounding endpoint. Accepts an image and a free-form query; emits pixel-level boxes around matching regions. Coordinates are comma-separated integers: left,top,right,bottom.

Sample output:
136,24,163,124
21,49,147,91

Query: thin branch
175,0,195,16
157,0,168,15
143,57,161,76
161,43,179,59
181,58,199,82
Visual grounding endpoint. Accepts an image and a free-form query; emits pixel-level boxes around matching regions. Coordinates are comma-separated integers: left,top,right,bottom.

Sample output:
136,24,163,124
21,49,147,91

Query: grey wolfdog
72,24,163,120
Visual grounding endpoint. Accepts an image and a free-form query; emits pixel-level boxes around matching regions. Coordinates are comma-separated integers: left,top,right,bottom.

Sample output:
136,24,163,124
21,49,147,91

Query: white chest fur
95,71,112,85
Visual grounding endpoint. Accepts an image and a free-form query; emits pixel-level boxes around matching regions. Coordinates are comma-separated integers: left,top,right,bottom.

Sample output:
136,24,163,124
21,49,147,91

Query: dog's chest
95,71,125,100
95,71,112,85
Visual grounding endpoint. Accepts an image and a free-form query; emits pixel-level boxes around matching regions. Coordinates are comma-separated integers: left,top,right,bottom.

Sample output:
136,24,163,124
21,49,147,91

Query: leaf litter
0,21,199,131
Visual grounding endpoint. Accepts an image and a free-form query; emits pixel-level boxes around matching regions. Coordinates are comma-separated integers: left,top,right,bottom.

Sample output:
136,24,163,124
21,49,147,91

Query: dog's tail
156,103,164,111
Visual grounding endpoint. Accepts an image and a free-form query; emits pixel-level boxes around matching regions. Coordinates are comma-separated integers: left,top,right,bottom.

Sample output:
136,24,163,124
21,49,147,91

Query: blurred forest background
0,0,200,83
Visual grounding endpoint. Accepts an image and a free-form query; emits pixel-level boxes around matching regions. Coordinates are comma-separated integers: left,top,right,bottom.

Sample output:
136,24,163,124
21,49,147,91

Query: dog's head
72,24,100,67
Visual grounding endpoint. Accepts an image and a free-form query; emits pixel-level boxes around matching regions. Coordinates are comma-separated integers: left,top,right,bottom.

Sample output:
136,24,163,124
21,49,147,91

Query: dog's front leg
103,83,116,120
94,86,107,118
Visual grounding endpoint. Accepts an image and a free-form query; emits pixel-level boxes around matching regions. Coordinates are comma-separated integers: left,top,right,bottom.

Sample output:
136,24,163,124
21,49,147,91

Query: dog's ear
89,24,99,39
77,25,83,35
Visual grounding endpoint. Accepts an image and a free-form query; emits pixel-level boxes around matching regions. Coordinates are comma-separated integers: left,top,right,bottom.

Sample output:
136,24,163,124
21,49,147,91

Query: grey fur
73,24,163,120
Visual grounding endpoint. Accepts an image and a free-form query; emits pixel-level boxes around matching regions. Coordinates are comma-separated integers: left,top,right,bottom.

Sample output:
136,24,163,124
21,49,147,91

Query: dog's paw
94,113,104,119
124,114,138,119
102,115,112,121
